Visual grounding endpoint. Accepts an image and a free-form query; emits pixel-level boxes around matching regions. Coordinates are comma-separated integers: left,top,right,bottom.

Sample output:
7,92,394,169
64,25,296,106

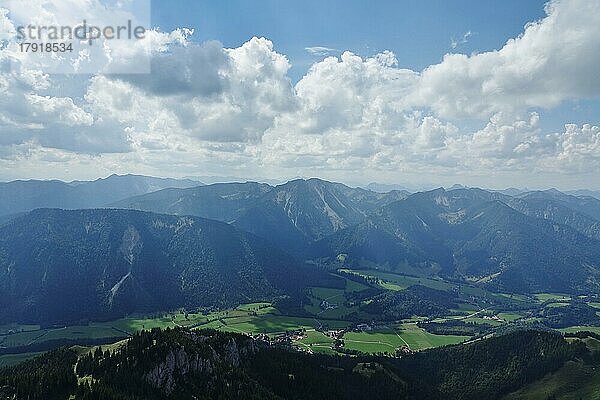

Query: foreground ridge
0,327,596,400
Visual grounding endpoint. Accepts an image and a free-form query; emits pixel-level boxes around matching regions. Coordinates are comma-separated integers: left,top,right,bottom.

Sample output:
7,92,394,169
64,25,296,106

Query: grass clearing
379,281,405,291
588,302,600,310
42,325,121,341
502,360,600,400
344,278,369,293
497,293,532,302
395,323,468,350
304,286,363,320
0,329,48,347
544,302,570,308
455,303,481,313
236,302,272,311
559,326,600,335
341,269,456,292
343,324,467,354
198,314,349,335
534,293,571,303
343,330,407,354
497,312,524,322
0,324,40,335
310,287,345,300
294,330,335,354
0,303,281,352
108,316,177,333
0,323,130,349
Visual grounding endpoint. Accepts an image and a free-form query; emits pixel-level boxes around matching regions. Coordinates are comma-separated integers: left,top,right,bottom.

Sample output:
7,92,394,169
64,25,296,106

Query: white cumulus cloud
0,0,597,189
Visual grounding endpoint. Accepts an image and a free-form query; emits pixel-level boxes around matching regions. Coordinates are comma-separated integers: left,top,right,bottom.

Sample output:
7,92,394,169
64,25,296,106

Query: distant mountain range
565,189,600,200
113,178,410,254
364,182,414,193
113,180,600,293
0,174,201,217
0,176,599,324
314,187,600,293
110,182,273,223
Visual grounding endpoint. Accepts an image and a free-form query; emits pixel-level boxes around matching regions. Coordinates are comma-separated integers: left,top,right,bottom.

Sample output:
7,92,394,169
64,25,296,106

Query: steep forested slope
0,209,331,324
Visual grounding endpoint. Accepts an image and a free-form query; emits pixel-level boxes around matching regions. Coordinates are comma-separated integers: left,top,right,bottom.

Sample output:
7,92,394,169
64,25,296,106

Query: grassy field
0,302,346,356
497,312,524,322
303,275,371,320
294,330,336,354
534,293,571,303
338,269,532,310
0,304,280,352
544,302,570,308
343,269,453,292
0,321,468,365
304,286,361,320
497,293,532,302
0,303,351,366
396,323,468,350
236,302,272,311
0,276,579,369
454,303,481,313
559,326,600,335
588,302,600,309
503,360,600,400
343,330,407,354
42,325,121,341
343,324,468,354
0,317,182,349
198,314,349,335
0,324,40,335
344,278,369,293
0,329,48,347
310,287,345,300
378,281,405,291
109,316,179,333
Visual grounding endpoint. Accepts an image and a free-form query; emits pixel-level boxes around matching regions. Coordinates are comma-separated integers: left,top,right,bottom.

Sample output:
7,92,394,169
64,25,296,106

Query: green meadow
342,323,467,354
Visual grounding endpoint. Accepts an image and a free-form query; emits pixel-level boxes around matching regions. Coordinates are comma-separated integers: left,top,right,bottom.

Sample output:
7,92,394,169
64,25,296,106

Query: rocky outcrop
144,332,257,396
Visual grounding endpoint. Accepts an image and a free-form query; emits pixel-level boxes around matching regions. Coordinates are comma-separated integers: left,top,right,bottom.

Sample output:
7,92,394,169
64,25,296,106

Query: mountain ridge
313,187,600,293
0,208,332,324
0,175,202,217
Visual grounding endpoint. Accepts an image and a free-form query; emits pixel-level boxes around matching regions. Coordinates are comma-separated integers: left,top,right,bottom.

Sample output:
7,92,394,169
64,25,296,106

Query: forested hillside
0,209,334,324
0,328,590,400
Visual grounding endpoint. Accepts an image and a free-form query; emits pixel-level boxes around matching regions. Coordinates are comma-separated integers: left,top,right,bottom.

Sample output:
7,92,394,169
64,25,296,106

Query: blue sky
152,0,546,76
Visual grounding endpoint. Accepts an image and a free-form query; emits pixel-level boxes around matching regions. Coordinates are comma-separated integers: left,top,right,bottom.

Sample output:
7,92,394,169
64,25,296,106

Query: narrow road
380,324,411,350
343,339,397,349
